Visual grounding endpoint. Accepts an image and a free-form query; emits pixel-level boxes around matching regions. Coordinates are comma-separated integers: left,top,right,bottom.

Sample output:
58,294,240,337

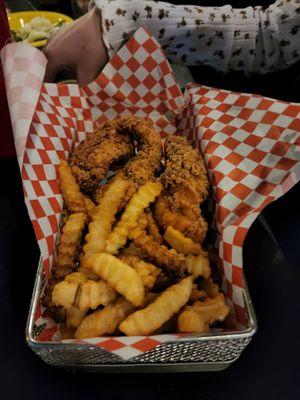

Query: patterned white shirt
91,0,300,74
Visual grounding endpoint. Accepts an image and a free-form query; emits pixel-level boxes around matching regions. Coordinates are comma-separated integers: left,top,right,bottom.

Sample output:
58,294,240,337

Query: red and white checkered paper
2,28,300,360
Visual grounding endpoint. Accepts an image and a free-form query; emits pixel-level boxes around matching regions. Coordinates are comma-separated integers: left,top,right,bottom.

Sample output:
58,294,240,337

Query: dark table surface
1,1,300,399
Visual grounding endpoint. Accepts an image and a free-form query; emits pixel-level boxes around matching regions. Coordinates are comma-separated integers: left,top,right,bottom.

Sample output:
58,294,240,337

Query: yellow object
58,160,86,214
82,178,130,260
75,297,135,339
185,254,211,279
164,226,202,255
8,11,73,48
119,276,193,336
105,182,162,254
87,253,145,307
178,293,230,333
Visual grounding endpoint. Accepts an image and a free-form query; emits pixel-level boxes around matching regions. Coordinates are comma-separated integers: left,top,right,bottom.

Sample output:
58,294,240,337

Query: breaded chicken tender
69,120,134,192
155,136,209,243
119,115,163,185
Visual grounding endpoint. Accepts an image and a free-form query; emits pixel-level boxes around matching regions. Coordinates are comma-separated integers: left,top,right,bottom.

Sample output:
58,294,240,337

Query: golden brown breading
162,136,209,207
119,116,163,185
154,194,207,243
69,121,134,192
155,136,209,243
70,116,162,193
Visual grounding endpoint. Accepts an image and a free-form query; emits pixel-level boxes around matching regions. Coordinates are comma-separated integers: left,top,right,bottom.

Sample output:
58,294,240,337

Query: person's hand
43,8,108,86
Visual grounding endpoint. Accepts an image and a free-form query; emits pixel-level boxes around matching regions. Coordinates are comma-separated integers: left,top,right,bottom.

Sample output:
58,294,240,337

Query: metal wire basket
26,258,257,372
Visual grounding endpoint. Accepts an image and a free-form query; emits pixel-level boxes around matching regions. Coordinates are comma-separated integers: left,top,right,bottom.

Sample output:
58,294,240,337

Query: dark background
1,1,300,399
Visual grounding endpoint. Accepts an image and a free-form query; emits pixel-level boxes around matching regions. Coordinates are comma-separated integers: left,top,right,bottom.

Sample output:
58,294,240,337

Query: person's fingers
77,9,109,85
42,9,109,84
43,47,59,82
42,15,87,82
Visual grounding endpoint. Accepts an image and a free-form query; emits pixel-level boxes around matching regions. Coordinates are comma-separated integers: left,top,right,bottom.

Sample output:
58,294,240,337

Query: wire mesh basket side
30,335,252,366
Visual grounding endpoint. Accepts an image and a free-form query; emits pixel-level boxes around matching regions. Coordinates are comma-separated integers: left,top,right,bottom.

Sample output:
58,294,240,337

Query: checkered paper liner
2,28,300,360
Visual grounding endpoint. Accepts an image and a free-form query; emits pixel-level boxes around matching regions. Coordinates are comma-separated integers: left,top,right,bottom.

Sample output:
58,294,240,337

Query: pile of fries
43,118,230,340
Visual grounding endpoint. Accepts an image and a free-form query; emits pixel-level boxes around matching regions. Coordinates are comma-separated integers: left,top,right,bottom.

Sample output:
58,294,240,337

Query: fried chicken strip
162,135,209,207
154,194,208,243
119,116,163,185
155,136,209,243
70,117,162,193
69,120,134,192
93,117,163,202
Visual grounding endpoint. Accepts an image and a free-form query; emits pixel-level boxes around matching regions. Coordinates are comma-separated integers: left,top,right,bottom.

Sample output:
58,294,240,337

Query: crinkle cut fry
82,194,97,219
75,297,135,339
130,226,186,280
200,277,220,298
154,195,207,244
82,178,130,262
178,293,230,333
93,170,138,212
164,226,202,255
58,160,86,213
52,272,117,312
105,181,162,254
119,276,193,336
85,253,145,307
66,307,87,328
119,254,161,290
186,254,211,280
145,209,163,244
53,212,88,279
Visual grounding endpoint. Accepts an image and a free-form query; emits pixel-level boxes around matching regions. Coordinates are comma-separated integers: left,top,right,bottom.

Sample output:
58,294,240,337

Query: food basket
2,27,299,372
